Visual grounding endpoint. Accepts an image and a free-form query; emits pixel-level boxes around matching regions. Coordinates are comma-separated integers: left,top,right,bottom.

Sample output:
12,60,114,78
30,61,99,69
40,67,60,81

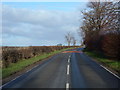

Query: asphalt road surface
2,48,120,89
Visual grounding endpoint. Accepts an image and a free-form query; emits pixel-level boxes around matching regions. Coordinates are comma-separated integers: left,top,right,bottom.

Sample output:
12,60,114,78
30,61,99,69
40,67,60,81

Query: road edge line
100,65,120,79
1,64,40,88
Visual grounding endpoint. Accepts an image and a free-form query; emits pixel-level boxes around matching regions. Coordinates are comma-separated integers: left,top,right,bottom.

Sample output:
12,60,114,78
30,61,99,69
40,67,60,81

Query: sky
1,2,88,46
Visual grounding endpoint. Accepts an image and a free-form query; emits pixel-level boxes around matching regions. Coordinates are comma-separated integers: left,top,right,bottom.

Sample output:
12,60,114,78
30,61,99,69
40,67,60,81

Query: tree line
79,1,120,60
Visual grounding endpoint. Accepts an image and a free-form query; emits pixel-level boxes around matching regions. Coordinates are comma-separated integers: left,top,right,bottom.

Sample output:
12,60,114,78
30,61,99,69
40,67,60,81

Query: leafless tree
65,32,73,46
79,1,120,59
79,1,117,50
71,36,77,46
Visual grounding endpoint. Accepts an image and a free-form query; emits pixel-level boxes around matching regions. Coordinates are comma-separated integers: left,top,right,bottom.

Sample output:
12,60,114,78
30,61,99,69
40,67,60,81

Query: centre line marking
66,83,69,89
68,58,70,63
69,55,70,58
67,65,70,75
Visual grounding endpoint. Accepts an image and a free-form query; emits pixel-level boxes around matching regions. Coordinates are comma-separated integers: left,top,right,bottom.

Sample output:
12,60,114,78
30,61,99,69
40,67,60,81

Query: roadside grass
2,47,76,78
84,51,120,74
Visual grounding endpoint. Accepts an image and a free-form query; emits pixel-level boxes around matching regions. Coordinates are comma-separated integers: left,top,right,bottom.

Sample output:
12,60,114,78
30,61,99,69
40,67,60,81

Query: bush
102,32,120,60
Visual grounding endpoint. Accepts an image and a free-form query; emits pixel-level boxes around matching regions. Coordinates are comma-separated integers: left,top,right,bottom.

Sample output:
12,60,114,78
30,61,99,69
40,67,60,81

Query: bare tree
65,32,73,46
79,1,120,60
71,36,77,46
80,1,117,51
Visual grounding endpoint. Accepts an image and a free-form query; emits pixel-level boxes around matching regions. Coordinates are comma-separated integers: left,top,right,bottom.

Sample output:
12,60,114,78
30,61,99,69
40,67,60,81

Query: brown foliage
102,32,120,60
80,1,119,60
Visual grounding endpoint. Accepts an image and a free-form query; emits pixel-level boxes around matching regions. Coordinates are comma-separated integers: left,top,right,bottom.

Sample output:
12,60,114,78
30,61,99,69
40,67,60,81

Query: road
2,48,120,89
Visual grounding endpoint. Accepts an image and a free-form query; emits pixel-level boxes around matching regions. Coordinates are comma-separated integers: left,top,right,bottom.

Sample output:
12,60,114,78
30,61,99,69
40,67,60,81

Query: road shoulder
83,52,120,78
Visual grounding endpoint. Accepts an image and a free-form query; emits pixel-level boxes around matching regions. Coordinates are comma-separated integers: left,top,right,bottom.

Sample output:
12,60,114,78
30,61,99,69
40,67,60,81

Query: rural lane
2,48,120,89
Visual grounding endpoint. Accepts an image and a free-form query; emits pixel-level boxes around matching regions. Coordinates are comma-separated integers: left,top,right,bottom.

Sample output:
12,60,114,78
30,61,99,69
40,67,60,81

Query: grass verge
2,47,76,78
84,50,120,74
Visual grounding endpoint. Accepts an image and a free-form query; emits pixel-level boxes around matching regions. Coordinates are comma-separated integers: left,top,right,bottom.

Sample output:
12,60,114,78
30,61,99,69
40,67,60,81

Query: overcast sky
2,2,88,46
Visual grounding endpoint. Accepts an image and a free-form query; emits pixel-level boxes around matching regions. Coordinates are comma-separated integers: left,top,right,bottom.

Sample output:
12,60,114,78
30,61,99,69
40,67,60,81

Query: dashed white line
69,55,71,58
66,55,71,89
66,83,69,89
100,65,120,79
68,58,70,63
67,65,70,75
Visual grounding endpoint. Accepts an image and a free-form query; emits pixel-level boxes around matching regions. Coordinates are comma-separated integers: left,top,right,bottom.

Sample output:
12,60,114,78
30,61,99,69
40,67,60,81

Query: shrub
102,32,120,60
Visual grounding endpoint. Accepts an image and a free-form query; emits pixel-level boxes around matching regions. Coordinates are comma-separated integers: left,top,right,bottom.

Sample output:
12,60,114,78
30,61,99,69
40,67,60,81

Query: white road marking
66,56,71,89
100,65,120,79
69,55,71,58
26,65,39,73
1,64,40,88
0,74,22,88
66,83,69,89
26,69,32,73
68,58,70,63
67,65,70,75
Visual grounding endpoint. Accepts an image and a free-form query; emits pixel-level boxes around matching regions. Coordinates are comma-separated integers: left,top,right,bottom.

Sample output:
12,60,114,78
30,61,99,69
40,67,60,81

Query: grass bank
84,50,120,74
2,47,76,78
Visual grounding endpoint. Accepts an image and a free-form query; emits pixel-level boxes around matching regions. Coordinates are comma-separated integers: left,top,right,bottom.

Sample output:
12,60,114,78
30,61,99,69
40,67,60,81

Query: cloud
2,4,81,46
2,0,89,2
